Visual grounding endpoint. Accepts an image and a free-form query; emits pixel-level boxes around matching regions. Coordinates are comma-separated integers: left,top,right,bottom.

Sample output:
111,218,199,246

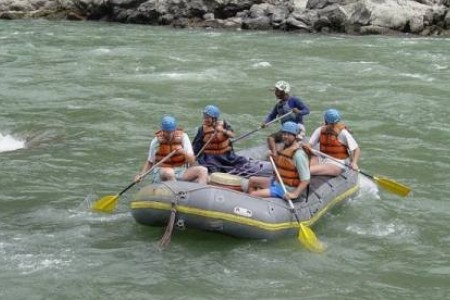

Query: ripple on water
1,21,449,299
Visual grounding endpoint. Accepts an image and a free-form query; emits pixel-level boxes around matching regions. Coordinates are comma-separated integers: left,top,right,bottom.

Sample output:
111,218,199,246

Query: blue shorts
269,181,286,199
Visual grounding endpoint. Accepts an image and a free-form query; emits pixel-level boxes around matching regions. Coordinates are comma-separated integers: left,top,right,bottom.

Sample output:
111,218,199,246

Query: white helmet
274,80,290,93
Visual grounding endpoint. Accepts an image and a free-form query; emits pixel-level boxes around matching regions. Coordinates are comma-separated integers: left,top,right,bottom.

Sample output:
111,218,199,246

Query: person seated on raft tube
262,80,310,157
192,105,248,173
306,108,360,176
247,121,310,200
135,115,208,184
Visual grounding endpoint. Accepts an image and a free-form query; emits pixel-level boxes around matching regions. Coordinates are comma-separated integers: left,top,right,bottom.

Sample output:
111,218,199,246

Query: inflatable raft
130,145,359,240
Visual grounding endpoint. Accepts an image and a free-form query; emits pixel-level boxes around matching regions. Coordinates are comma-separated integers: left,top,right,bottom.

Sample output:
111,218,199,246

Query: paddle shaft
130,149,179,193
269,156,301,223
195,130,216,159
231,110,294,143
311,148,410,197
310,149,371,177
270,157,325,252
92,149,180,213
117,181,137,197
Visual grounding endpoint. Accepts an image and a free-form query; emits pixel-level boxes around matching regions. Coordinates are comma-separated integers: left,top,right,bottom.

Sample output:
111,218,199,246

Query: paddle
91,149,178,213
231,110,294,143
195,130,216,159
311,149,411,197
158,201,176,249
269,156,324,252
158,137,218,249
157,134,219,248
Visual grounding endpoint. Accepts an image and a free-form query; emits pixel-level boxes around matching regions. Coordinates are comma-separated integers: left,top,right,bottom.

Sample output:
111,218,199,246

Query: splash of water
358,175,380,199
0,133,25,153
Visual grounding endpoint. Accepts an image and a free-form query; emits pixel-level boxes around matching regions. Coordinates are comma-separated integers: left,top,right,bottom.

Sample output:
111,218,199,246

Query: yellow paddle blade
91,194,119,213
373,175,411,197
298,223,325,253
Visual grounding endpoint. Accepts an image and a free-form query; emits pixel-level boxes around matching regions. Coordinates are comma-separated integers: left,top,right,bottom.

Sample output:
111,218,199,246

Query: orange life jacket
202,120,232,155
274,144,309,187
154,128,186,167
319,123,349,159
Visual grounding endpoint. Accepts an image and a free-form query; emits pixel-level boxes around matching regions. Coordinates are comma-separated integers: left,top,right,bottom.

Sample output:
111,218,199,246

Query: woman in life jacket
248,121,310,201
307,108,360,176
192,105,248,173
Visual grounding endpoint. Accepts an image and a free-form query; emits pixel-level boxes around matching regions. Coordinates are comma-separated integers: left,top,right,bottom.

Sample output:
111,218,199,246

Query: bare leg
248,176,271,193
250,188,271,198
160,167,176,181
309,156,319,167
182,166,208,184
310,163,343,176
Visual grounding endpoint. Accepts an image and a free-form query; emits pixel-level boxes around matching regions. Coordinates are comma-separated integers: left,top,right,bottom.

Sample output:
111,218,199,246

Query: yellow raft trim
306,184,359,227
131,184,359,232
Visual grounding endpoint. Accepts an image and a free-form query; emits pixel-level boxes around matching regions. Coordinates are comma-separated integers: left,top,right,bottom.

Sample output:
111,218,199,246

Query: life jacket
154,128,186,167
319,123,349,159
202,120,232,155
273,144,309,187
275,98,296,123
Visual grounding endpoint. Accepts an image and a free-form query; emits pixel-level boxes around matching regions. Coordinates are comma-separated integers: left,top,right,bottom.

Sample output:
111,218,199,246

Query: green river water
1,20,449,299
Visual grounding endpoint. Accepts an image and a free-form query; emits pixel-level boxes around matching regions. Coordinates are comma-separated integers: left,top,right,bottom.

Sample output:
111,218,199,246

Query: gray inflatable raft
130,144,359,240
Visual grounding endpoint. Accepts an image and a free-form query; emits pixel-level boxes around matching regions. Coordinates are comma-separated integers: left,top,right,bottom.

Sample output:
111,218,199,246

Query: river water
1,20,449,299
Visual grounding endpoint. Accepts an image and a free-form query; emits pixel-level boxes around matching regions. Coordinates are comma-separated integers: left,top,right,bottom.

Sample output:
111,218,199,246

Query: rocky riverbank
1,0,450,36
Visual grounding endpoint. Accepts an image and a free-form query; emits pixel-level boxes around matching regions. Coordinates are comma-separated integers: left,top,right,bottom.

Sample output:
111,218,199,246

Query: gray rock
0,0,449,35
445,9,450,28
286,14,311,31
243,15,272,30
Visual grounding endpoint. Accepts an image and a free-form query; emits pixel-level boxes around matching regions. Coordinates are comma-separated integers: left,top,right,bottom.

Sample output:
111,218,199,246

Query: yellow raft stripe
131,184,359,232
132,201,296,230
306,184,359,226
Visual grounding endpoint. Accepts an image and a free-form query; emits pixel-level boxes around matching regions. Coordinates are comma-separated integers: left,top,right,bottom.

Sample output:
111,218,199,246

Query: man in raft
306,108,360,176
248,121,310,200
135,115,208,184
262,80,310,157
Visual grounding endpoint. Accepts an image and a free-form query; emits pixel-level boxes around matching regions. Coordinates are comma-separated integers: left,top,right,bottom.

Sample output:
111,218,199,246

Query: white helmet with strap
274,80,291,93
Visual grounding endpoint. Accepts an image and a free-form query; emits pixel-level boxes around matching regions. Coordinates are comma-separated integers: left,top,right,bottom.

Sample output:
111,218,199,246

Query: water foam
0,133,26,152
358,175,380,199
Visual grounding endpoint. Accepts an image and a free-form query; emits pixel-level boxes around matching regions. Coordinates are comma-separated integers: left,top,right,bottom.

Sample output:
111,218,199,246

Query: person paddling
306,109,360,176
192,105,248,173
248,121,310,200
262,80,310,157
135,115,208,184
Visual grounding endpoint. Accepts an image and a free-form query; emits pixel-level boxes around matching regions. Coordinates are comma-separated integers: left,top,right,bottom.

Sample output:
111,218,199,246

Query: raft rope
227,160,273,178
157,181,179,249
158,180,223,249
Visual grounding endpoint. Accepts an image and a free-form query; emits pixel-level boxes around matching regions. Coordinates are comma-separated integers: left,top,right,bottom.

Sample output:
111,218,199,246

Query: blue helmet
203,105,220,118
281,121,299,135
160,115,177,131
324,109,341,124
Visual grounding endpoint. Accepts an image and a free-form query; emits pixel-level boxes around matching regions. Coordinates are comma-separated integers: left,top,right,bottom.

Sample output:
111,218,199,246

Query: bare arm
220,120,235,138
183,150,196,165
135,160,154,182
350,147,360,170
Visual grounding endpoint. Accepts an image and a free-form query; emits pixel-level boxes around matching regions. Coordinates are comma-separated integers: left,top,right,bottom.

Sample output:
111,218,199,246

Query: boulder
445,9,450,28
0,0,449,36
